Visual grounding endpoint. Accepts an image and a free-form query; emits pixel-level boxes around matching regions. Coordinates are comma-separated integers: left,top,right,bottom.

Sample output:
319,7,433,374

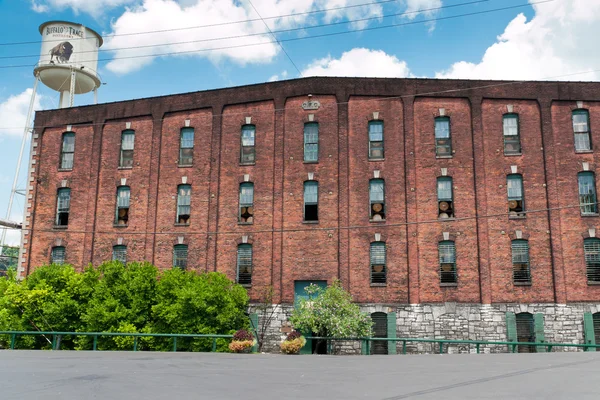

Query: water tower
0,21,103,275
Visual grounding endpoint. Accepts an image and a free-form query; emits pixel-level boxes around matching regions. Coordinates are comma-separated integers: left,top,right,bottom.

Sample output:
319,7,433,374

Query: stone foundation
250,303,600,355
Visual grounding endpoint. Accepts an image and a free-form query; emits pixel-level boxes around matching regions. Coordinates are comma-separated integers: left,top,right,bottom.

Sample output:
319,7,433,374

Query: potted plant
228,329,255,353
280,331,306,355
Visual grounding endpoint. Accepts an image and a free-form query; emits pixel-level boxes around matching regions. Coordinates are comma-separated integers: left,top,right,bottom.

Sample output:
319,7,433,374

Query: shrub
285,331,301,341
228,340,254,353
232,329,254,342
280,337,306,354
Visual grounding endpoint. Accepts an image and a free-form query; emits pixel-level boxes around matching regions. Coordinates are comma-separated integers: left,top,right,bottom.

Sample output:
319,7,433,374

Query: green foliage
0,262,250,351
290,280,372,338
0,246,19,274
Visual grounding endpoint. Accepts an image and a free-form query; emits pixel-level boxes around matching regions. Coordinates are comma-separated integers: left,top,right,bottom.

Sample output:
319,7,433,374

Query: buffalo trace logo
46,25,84,38
49,42,74,64
301,100,321,110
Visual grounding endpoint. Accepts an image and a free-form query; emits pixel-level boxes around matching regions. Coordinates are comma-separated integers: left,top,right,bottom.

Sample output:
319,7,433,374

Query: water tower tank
34,21,103,108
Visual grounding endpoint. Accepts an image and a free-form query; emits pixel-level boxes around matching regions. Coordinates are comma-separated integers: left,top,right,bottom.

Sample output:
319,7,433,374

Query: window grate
512,240,531,284
584,238,600,283
173,245,188,270
237,244,252,285
112,245,127,264
304,123,319,162
51,246,65,265
370,242,387,284
439,241,457,284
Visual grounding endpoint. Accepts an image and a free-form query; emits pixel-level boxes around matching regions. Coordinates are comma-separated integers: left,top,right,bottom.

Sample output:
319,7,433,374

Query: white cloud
435,0,600,81
302,48,411,78
0,89,45,138
31,0,137,16
268,70,289,82
403,0,442,31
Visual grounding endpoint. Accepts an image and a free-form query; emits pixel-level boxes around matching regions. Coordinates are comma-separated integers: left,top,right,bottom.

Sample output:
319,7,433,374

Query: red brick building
20,77,600,352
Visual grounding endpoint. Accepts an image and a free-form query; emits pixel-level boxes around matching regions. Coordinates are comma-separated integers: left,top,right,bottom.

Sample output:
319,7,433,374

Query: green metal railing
304,336,600,354
0,331,233,352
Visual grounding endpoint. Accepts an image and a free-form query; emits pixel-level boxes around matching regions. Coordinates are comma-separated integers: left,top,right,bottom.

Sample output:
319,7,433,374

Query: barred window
112,245,127,264
584,238,600,283
437,176,454,219
115,186,130,225
578,172,597,215
507,174,525,217
56,188,71,226
435,117,452,157
573,110,591,152
369,179,385,220
512,240,531,284
177,184,191,224
303,181,318,222
368,121,384,159
173,244,188,270
239,182,254,223
304,122,319,162
179,127,194,166
60,132,75,169
120,130,135,168
370,241,386,284
51,246,65,265
240,125,256,164
237,244,252,285
439,241,457,284
503,114,521,154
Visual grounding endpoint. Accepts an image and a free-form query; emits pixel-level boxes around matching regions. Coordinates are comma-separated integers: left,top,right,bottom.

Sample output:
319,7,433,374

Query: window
584,238,600,283
176,184,191,224
120,130,135,168
578,172,597,215
115,186,130,225
437,177,454,218
435,117,452,157
503,114,521,154
112,245,127,264
173,244,188,269
239,182,254,223
60,132,75,169
240,125,255,164
439,241,457,284
507,174,525,217
51,246,65,265
369,179,385,221
370,242,386,284
55,188,71,226
515,312,536,353
237,244,252,285
303,181,318,222
179,127,194,166
304,122,319,162
369,121,384,159
512,240,531,284
573,109,591,152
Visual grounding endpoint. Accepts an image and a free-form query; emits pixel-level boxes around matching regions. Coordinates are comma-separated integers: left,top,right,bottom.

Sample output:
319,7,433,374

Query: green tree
290,280,373,338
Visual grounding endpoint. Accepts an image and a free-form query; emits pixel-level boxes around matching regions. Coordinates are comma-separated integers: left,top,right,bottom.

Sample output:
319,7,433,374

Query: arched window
371,312,388,355
584,238,600,283
112,245,127,264
60,132,75,169
239,182,254,223
435,116,451,157
237,244,252,285
55,188,71,226
51,246,65,265
507,174,525,217
512,239,531,284
304,122,319,162
437,176,454,218
176,184,191,224
439,241,457,284
369,179,385,220
370,241,386,284
368,121,384,159
503,114,521,154
115,186,130,225
240,125,255,164
179,127,194,166
578,172,597,215
120,130,135,168
303,181,318,222
573,109,591,152
173,244,188,270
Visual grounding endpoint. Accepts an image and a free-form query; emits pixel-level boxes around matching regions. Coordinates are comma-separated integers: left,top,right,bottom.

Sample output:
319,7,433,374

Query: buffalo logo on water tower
49,42,74,64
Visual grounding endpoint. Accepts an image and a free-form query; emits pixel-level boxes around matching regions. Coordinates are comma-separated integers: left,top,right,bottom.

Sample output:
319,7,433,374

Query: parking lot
1,351,599,399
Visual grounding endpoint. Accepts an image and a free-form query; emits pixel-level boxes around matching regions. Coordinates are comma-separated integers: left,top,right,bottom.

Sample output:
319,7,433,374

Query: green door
294,280,327,354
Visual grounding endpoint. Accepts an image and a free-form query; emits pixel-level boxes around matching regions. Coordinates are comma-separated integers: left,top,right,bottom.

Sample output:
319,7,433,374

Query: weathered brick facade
20,77,600,311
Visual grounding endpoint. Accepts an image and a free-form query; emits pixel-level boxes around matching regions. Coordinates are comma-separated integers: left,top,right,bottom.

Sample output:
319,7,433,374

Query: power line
246,0,303,77
0,0,554,69
0,0,489,47
7,201,598,237
0,0,493,60
0,66,597,132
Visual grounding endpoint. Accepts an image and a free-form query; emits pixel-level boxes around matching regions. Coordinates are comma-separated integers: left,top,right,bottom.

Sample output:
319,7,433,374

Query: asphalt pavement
1,351,599,399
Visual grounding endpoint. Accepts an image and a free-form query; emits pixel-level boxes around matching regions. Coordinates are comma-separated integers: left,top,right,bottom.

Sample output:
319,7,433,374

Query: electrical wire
0,0,554,69
0,66,597,132
0,0,490,47
0,0,493,60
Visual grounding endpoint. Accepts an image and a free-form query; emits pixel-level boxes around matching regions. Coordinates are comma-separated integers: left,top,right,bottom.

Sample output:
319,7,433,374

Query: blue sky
0,0,598,244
